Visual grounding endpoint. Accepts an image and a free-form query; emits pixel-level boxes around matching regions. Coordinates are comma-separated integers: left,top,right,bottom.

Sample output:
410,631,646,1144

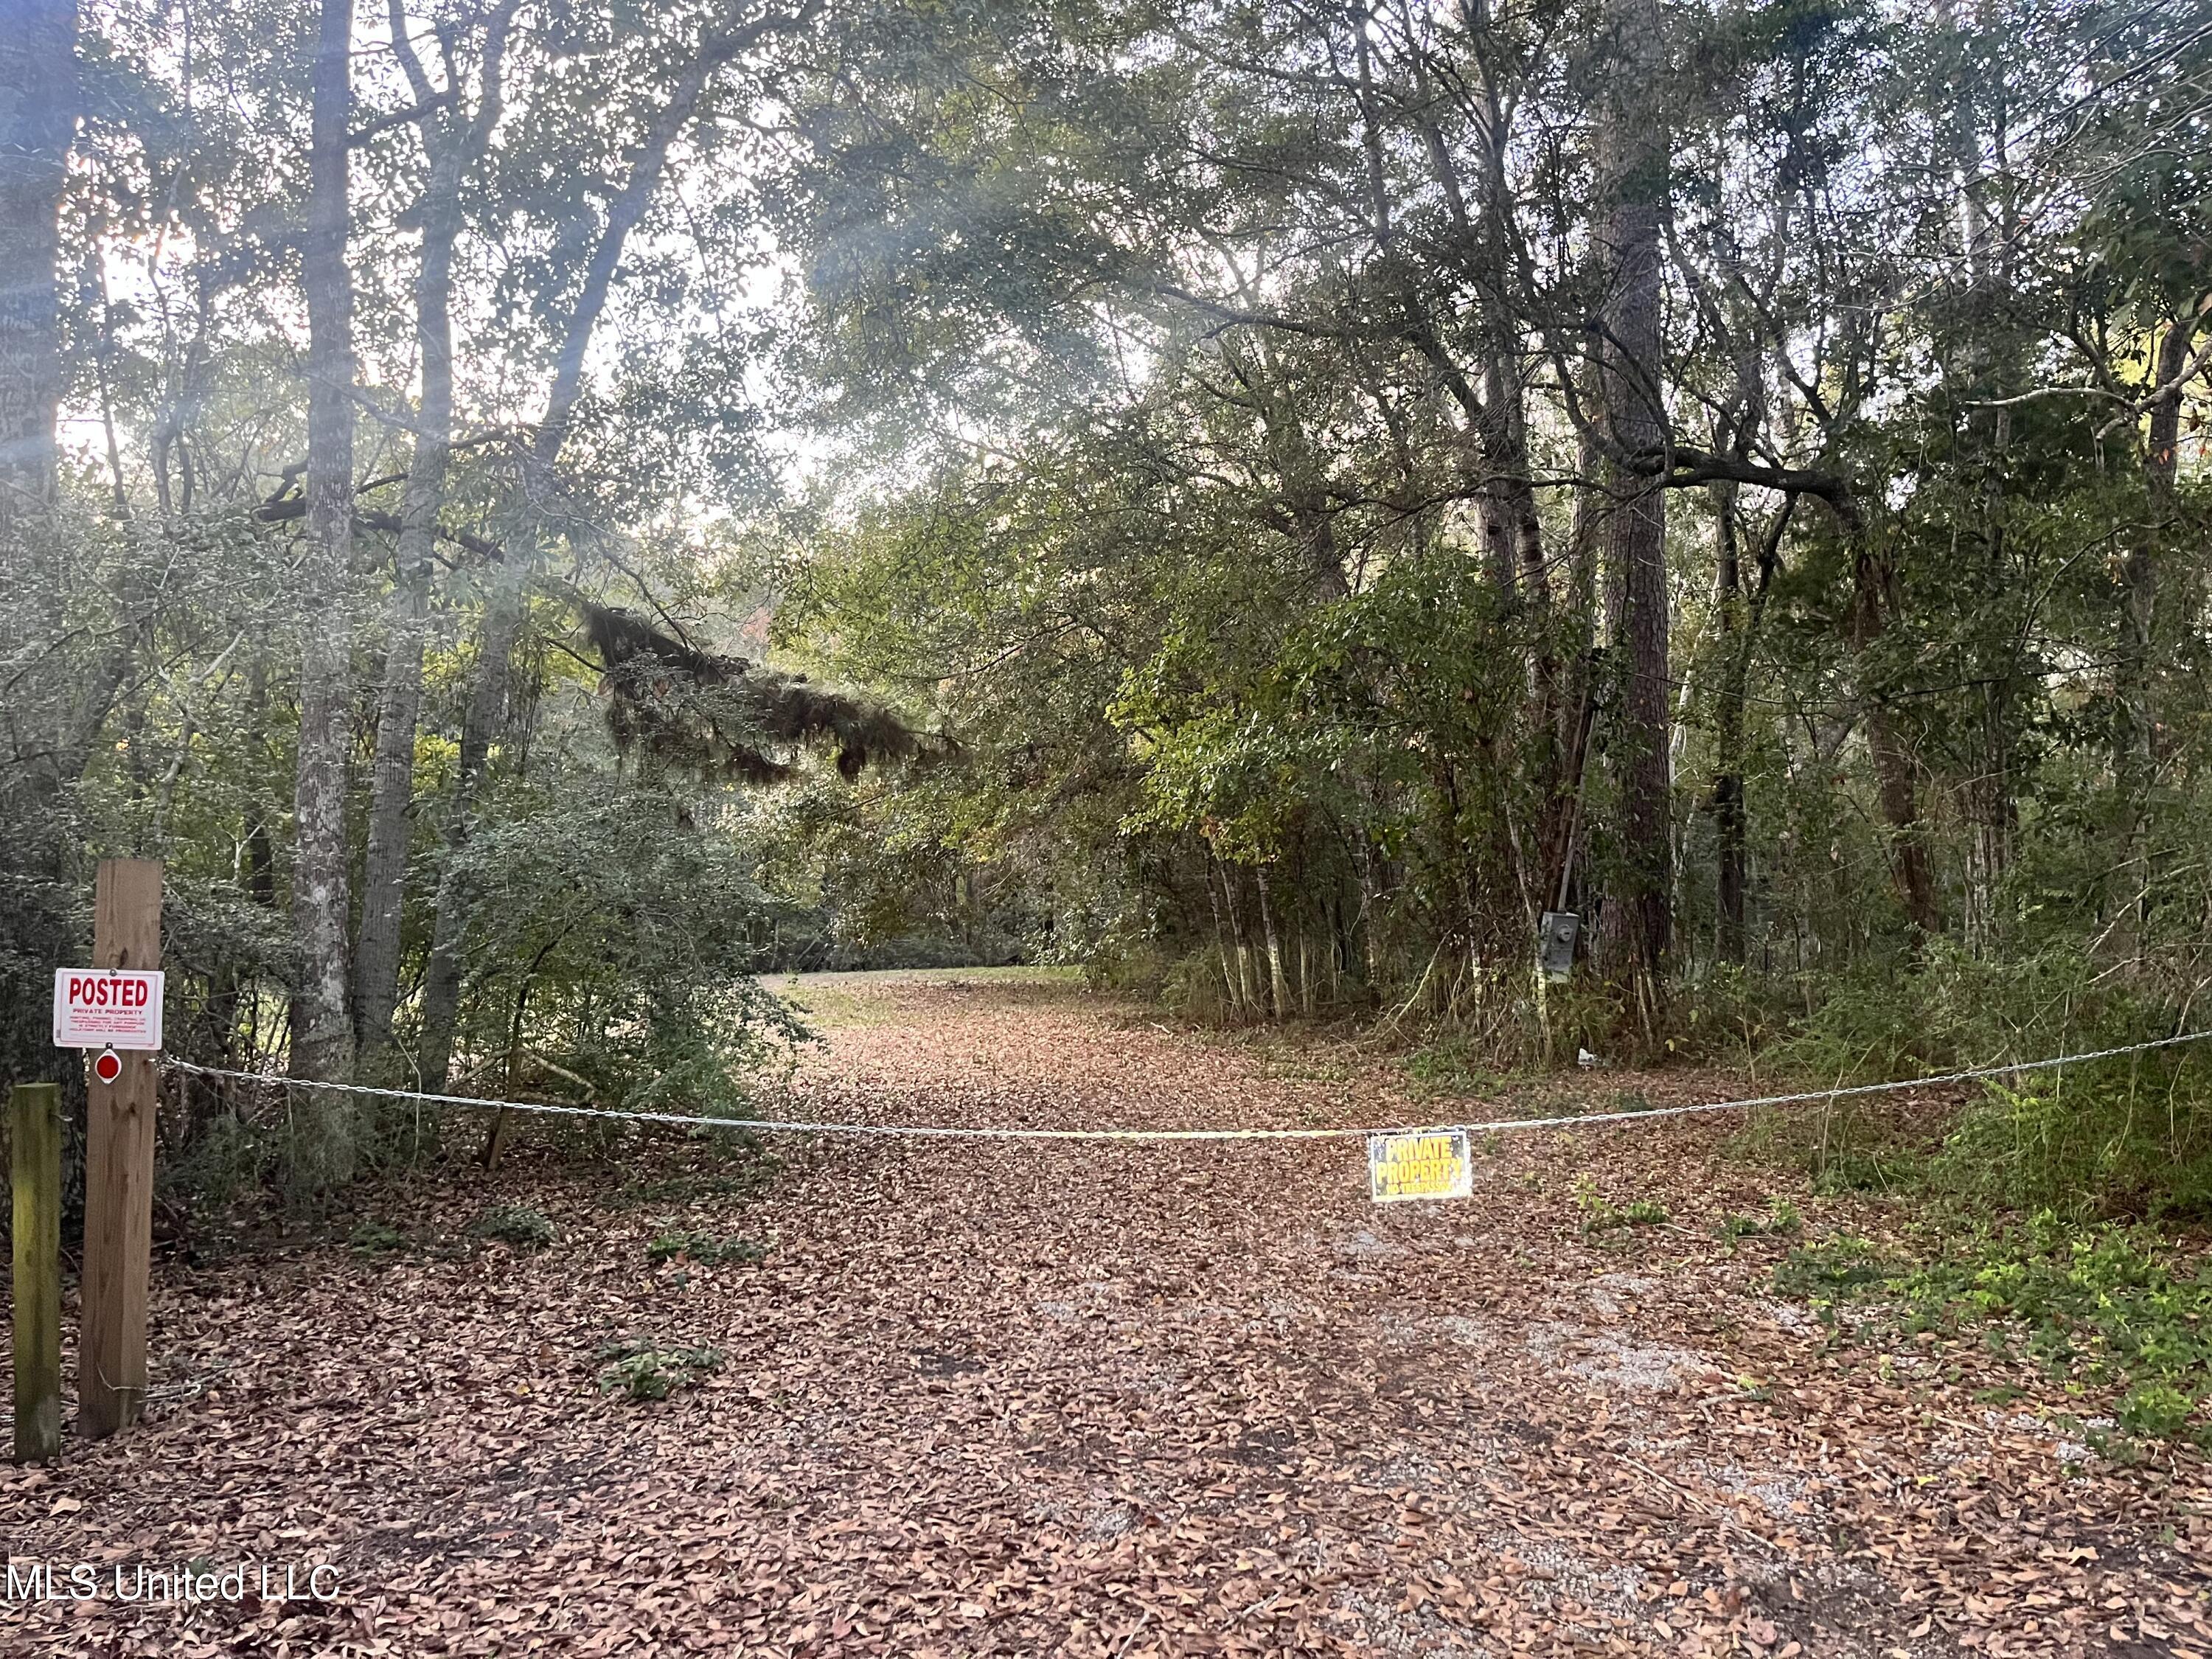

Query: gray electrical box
1538,911,1580,981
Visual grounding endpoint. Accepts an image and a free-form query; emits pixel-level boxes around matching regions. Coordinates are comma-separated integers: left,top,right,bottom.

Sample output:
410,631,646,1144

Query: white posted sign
52,969,164,1051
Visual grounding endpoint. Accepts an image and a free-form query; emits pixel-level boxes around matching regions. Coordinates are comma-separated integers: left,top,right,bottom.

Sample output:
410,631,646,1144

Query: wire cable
163,1029,2212,1146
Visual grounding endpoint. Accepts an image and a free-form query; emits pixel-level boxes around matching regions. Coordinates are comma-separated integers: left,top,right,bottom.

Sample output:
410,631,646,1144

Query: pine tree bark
289,0,358,1084
1592,0,1672,984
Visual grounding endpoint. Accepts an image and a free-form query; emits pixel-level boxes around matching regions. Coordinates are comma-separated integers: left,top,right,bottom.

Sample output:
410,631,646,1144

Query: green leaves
1775,1217,2212,1448
473,1203,559,1251
594,1337,726,1402
440,787,806,1119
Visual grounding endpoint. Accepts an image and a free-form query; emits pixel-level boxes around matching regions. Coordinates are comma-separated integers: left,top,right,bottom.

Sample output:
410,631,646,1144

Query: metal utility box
1538,911,1580,981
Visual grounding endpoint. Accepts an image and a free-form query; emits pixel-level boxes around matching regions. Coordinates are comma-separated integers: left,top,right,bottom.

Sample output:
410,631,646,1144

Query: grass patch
1812,1148,1921,1196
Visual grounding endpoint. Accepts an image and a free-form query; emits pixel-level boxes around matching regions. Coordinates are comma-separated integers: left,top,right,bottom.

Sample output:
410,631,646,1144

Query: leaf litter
4,970,2208,1656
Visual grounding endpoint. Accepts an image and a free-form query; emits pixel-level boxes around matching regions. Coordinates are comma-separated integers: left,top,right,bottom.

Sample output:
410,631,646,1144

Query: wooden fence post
79,858,162,1440
13,1082,62,1463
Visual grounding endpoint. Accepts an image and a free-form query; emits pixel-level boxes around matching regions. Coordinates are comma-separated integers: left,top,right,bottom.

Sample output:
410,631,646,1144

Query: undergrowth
1404,1035,1503,1098
473,1203,557,1251
1575,1176,1669,1234
646,1229,771,1266
1716,1197,1803,1243
1773,1219,2212,1452
347,1219,410,1255
596,1338,725,1402
1753,945,2212,1218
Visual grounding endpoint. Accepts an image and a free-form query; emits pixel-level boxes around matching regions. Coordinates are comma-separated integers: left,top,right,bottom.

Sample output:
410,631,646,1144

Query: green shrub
1722,1093,1929,1200
1717,1197,1803,1242
596,1338,724,1402
1812,1148,1921,1196
439,793,810,1133
1666,963,1776,1068
1898,1218,2212,1397
1575,1178,1667,1234
2117,1380,2198,1441
1934,1071,2212,1220
347,1219,409,1254
1759,943,2212,1217
1763,956,1961,1086
1773,1237,1893,1303
473,1203,557,1251
646,1230,770,1266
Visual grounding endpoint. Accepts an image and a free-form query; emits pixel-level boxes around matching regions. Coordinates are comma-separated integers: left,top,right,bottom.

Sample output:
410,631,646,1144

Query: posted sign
1368,1129,1472,1203
53,970,164,1051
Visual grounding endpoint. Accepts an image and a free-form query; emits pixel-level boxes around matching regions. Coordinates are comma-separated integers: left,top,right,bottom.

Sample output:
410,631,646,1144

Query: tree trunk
1592,0,1672,984
1848,541,1941,935
417,19,768,1087
1254,864,1290,1020
1716,487,1793,964
2113,305,2201,955
1475,458,1520,594
1966,669,2014,956
1220,862,1261,1015
354,1,512,1061
0,0,81,1203
416,571,525,1089
352,543,432,1062
288,0,358,1084
1205,856,1244,1014
1357,835,1384,990
1712,487,1747,964
0,0,74,532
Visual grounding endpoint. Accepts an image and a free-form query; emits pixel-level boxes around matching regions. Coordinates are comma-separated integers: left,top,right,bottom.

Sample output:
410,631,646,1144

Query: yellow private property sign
1367,1129,1473,1203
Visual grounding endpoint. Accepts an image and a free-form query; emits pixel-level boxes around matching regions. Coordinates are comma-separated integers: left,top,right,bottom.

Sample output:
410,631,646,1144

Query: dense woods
1,0,2208,1215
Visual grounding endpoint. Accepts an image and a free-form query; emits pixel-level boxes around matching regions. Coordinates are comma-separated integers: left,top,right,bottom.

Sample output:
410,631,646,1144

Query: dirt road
5,971,2206,1655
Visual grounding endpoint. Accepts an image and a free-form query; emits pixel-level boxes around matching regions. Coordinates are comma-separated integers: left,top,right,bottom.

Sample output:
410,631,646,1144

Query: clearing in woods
6,970,2208,1655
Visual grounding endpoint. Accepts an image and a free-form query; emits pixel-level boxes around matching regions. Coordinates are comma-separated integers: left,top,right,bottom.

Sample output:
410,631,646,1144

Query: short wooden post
79,858,162,1440
12,1082,62,1463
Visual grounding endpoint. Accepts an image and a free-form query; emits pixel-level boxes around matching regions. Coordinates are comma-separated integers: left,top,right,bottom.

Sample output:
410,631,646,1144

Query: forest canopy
0,0,2207,1213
